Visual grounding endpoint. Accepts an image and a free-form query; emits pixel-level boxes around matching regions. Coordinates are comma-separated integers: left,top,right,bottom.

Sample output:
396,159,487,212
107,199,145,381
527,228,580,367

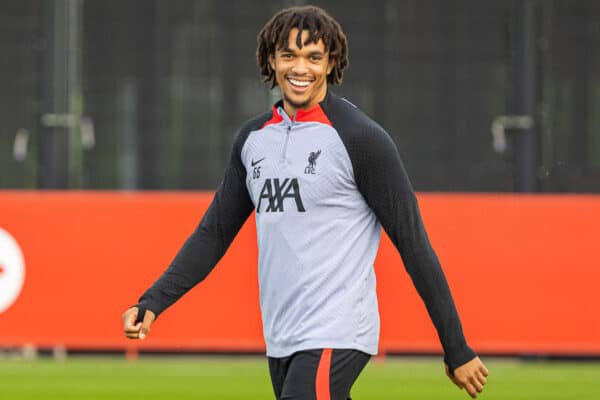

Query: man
123,5,488,399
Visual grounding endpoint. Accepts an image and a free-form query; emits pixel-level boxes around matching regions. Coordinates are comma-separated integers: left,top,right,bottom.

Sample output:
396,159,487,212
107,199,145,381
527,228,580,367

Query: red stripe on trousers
316,348,332,400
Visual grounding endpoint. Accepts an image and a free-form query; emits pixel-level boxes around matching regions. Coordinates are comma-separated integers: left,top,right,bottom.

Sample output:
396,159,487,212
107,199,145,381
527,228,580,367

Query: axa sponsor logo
257,178,305,213
0,228,26,313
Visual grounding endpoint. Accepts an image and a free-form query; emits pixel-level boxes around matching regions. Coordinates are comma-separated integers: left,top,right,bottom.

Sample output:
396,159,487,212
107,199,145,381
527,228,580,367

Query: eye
310,54,323,62
281,53,294,60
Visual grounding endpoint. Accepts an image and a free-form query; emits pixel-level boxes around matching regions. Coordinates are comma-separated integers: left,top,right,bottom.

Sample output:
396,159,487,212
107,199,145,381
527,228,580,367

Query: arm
136,156,254,318
347,123,472,358
122,125,256,339
351,124,488,397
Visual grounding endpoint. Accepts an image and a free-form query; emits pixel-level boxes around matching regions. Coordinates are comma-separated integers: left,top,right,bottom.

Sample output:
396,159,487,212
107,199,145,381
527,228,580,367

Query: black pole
137,0,169,189
217,0,240,185
38,0,70,188
508,0,540,192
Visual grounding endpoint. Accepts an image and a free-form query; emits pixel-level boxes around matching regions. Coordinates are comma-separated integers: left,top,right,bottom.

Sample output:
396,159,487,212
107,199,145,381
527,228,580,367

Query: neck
281,90,328,118
283,102,299,118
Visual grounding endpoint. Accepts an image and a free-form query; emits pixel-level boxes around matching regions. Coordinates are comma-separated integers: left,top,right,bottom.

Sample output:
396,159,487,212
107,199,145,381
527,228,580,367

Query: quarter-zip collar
262,92,333,129
277,106,295,127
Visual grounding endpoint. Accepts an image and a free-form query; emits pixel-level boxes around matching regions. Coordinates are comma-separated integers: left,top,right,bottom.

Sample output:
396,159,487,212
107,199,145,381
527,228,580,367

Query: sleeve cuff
444,344,477,374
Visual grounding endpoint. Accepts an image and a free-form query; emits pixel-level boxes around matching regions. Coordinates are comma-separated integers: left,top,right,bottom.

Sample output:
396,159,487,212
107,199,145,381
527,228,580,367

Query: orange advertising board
0,191,598,355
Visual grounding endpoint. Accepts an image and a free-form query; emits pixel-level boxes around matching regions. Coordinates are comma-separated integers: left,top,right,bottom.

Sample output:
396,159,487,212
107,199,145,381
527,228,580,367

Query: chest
241,123,355,213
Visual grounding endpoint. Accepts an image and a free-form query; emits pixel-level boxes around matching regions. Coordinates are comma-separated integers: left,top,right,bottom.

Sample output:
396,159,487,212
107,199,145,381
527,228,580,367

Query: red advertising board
0,192,598,355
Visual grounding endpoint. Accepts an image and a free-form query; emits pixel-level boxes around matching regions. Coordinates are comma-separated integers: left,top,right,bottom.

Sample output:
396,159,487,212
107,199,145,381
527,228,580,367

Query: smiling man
123,5,488,400
268,28,333,116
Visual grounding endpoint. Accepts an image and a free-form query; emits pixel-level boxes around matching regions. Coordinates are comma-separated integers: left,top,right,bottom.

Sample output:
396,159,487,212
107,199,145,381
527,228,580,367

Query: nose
291,56,309,75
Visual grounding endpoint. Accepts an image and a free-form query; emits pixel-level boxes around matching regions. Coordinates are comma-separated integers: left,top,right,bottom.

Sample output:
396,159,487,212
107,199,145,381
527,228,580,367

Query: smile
287,78,312,88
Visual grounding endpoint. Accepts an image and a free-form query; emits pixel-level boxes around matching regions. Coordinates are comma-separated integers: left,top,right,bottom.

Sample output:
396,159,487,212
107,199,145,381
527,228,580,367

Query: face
270,28,334,117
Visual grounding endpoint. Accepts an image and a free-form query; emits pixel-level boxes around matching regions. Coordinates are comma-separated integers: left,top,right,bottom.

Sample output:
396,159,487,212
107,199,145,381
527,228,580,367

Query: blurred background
1,2,599,399
2,0,599,192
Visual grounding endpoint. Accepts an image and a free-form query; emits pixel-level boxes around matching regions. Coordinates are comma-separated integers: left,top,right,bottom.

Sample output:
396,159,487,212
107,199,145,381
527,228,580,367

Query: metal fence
1,0,599,192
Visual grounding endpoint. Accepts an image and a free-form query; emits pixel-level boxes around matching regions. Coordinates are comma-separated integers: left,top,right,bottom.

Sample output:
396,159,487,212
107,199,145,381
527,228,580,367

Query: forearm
400,234,475,371
385,190,475,371
137,218,226,317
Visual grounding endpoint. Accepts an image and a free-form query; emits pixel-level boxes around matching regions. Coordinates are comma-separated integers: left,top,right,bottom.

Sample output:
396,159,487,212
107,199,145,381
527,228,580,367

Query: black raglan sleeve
136,114,270,318
324,97,475,373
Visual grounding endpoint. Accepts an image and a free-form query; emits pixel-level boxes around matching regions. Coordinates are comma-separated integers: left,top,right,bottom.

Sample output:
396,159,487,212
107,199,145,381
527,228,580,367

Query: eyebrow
279,47,326,56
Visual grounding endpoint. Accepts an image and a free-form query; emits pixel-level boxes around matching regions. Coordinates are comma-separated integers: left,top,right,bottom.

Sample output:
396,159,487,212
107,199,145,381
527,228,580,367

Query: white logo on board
0,228,26,313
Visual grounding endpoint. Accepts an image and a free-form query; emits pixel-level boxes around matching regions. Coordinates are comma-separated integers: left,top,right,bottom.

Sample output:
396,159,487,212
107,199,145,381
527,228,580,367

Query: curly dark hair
256,5,349,88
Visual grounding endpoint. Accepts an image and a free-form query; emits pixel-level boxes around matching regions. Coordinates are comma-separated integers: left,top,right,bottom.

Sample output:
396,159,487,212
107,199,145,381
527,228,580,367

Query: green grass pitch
0,355,599,399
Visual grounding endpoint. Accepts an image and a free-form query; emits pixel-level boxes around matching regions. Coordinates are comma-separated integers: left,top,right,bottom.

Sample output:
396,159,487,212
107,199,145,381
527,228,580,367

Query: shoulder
321,93,384,133
233,110,274,150
321,92,397,156
239,110,273,133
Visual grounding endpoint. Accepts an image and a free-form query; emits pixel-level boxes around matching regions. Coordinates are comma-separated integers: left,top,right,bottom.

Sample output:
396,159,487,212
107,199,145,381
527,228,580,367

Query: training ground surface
0,356,599,399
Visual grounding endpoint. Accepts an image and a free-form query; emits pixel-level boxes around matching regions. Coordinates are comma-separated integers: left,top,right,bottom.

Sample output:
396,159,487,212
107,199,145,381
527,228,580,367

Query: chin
283,93,311,110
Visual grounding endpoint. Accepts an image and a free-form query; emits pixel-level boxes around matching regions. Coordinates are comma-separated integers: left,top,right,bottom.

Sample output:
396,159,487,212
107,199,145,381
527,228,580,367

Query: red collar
262,101,332,128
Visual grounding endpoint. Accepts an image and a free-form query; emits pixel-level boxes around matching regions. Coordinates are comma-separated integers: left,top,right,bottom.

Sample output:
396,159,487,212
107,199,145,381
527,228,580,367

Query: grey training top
137,91,476,372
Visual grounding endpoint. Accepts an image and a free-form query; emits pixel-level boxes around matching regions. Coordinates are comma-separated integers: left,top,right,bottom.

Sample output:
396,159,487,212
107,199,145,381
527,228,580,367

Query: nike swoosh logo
251,157,266,167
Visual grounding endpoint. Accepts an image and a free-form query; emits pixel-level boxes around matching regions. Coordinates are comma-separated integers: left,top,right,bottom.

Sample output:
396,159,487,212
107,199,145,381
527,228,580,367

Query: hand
122,307,156,340
445,356,489,398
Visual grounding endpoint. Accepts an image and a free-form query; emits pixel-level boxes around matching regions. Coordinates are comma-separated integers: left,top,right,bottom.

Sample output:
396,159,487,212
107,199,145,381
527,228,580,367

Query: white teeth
288,78,311,87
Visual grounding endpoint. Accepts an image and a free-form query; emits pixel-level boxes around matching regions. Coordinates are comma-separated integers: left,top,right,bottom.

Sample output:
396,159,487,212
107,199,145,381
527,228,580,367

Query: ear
269,54,276,71
327,58,335,75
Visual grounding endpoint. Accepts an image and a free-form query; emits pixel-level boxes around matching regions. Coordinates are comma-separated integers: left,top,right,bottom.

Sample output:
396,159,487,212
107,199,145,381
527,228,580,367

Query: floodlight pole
507,0,541,192
38,0,83,189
